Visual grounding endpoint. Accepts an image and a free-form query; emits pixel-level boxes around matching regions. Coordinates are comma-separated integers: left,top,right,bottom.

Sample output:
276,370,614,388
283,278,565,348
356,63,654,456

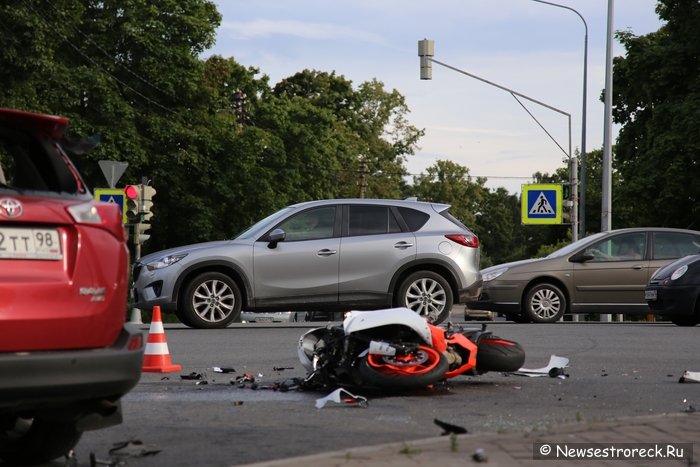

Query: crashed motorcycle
298,307,525,391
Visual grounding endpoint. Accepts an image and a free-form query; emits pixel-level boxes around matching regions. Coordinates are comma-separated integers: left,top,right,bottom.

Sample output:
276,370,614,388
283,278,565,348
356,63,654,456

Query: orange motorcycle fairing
443,332,478,378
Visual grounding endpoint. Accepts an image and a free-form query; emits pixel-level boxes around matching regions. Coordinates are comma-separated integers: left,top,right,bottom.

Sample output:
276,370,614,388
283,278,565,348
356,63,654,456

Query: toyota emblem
0,197,23,218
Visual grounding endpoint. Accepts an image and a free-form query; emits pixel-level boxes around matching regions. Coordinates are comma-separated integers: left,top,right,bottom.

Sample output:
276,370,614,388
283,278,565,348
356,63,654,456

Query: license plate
645,289,657,301
0,227,62,260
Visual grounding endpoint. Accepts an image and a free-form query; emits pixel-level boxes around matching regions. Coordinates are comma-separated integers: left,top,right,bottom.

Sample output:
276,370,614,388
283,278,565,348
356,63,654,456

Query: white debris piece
315,388,368,409
679,371,700,383
513,355,569,378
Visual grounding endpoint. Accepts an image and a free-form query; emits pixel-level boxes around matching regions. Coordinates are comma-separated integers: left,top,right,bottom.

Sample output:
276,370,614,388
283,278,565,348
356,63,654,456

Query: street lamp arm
511,93,569,159
531,0,588,238
428,57,570,118
532,0,588,36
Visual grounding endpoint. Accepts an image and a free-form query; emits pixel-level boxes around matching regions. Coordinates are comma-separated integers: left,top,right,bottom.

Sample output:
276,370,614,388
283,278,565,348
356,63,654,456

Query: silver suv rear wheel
397,271,453,324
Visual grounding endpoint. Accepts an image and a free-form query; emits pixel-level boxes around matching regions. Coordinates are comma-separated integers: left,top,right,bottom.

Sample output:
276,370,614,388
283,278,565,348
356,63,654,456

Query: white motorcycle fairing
297,308,434,373
343,307,433,346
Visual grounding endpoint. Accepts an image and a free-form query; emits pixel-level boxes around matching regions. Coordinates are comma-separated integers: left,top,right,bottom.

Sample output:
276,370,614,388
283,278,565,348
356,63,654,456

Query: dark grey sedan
468,227,700,323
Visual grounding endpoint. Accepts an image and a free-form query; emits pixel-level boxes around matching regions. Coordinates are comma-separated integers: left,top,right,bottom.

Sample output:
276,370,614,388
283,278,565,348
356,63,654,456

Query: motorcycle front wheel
358,345,448,390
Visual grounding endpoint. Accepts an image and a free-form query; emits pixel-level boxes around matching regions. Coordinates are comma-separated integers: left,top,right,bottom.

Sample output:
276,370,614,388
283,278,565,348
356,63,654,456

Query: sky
206,0,663,194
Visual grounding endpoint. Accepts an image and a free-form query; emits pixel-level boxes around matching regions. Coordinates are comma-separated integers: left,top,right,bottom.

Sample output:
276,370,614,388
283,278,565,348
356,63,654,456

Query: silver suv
133,199,482,328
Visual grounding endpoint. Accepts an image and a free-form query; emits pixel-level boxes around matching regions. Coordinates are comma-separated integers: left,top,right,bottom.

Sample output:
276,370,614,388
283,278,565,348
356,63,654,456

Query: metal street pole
602,0,614,231
531,0,588,238
601,0,615,322
419,39,578,241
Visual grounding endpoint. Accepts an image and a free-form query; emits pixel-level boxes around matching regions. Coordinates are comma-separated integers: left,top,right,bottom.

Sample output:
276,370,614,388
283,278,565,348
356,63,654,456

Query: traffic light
562,183,571,200
135,221,151,244
140,184,156,223
124,185,141,224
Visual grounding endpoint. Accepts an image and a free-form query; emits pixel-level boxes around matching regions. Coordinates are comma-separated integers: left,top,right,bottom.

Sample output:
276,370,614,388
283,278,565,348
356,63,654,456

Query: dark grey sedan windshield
546,232,607,258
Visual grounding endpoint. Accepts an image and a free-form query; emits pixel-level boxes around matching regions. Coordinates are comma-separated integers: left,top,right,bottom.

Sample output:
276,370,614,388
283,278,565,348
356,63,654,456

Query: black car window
277,206,336,241
653,232,700,260
0,127,78,194
398,207,430,231
348,206,401,236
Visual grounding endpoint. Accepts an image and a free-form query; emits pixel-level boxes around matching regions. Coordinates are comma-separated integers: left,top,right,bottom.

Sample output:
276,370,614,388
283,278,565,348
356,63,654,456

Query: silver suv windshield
234,207,294,240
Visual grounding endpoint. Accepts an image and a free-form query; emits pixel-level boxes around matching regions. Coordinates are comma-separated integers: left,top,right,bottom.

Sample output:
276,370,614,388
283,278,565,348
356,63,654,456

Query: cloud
220,19,386,45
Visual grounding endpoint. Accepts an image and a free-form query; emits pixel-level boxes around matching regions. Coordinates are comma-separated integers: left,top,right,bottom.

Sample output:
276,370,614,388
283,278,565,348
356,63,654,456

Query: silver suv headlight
482,267,508,282
146,253,188,271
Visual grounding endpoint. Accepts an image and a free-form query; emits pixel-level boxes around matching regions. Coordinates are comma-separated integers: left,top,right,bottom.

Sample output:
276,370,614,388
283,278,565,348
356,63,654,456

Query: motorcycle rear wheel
475,337,526,373
358,345,448,390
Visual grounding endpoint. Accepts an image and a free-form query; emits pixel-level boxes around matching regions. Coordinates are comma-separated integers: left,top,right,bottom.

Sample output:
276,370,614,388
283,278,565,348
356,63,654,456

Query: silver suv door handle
394,241,414,249
317,249,337,257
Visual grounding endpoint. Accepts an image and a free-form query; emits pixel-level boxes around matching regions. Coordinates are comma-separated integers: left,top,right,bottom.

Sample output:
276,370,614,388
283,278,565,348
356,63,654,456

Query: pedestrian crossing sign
521,184,563,225
94,188,128,224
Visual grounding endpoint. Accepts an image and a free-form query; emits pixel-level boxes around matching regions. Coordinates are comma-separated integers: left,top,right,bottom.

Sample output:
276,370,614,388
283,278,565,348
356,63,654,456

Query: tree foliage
0,1,423,254
3,0,688,267
611,0,700,229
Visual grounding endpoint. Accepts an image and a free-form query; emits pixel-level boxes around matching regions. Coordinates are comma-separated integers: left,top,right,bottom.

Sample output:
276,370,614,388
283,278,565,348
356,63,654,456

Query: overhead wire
8,2,559,186
41,0,187,107
20,0,179,114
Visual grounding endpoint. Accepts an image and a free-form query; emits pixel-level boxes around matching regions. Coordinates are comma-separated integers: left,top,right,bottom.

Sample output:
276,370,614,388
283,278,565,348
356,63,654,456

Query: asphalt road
18,314,700,467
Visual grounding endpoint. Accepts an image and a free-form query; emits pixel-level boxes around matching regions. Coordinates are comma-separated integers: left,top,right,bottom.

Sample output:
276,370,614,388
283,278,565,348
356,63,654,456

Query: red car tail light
445,233,479,248
67,202,125,241
128,333,144,351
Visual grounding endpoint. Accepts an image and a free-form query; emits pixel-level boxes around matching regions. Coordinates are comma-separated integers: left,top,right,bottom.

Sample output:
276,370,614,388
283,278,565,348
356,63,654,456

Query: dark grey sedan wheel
396,271,453,324
524,283,566,323
181,272,242,329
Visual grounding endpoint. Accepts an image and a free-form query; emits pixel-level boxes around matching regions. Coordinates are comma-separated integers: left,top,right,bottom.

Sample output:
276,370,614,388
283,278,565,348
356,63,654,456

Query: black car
645,254,700,326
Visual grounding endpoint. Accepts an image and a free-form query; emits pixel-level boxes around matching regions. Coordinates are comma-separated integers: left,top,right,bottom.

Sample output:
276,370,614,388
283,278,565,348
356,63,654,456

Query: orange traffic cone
142,306,183,373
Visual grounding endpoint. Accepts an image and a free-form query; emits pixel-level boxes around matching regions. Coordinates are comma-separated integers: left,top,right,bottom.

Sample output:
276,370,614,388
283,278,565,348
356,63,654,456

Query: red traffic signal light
124,185,140,200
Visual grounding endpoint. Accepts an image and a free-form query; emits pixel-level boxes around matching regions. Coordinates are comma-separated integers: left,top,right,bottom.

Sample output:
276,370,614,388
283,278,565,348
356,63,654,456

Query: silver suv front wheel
181,272,242,329
397,271,453,324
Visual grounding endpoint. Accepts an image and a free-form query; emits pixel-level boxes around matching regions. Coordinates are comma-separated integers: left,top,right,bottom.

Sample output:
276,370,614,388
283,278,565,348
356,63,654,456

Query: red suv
0,109,144,465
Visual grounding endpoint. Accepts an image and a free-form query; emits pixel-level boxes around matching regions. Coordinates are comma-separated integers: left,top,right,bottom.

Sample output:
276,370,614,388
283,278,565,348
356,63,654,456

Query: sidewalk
243,412,699,466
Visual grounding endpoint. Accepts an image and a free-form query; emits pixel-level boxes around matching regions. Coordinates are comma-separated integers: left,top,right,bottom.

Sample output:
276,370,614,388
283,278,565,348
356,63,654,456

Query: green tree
273,71,422,200
475,187,521,267
411,159,487,229
612,0,700,229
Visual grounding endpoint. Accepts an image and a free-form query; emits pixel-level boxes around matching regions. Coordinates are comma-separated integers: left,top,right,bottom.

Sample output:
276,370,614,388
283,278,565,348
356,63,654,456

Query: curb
240,412,700,467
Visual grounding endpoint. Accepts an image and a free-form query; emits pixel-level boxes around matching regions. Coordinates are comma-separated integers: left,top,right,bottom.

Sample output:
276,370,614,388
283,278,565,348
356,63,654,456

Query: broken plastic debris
180,372,204,380
315,388,368,409
434,418,467,435
472,448,488,463
89,453,117,467
212,366,236,373
679,371,700,383
514,355,569,378
231,373,256,387
108,440,161,459
64,449,78,467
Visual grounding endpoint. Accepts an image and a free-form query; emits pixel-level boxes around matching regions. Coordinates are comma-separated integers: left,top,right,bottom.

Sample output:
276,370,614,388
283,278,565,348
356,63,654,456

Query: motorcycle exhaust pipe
368,340,397,356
